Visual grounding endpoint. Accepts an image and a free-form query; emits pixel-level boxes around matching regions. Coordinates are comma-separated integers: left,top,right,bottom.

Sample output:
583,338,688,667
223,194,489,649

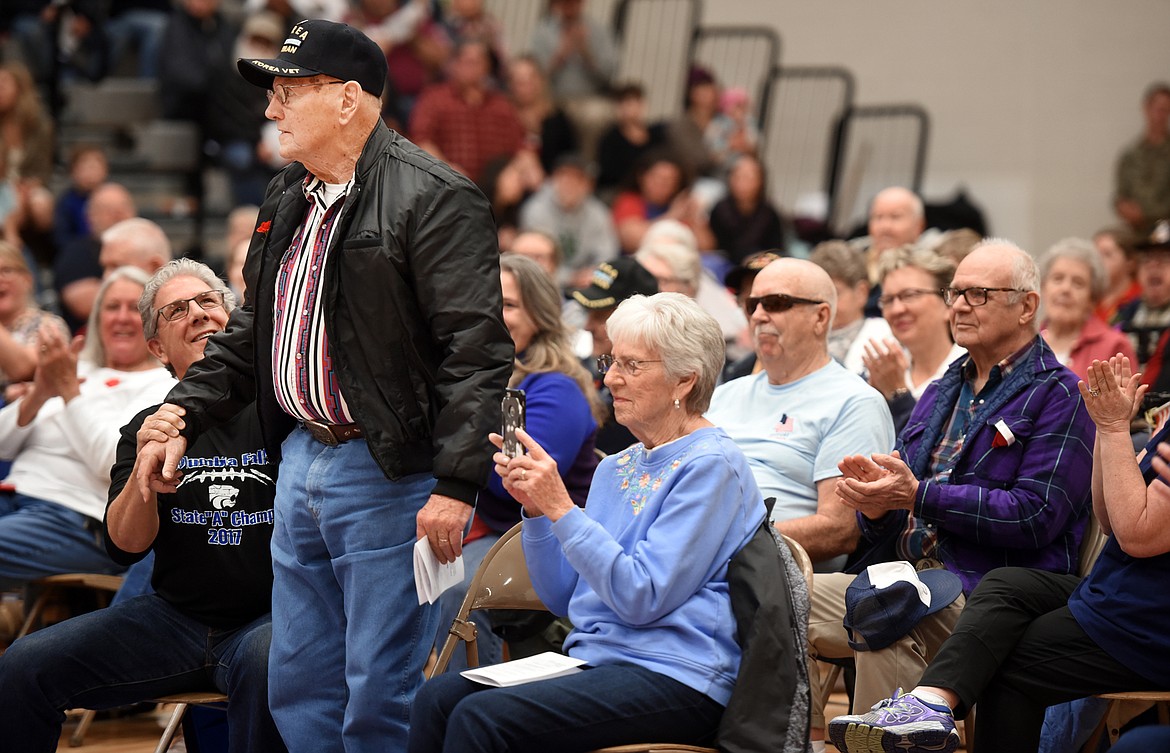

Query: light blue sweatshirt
522,426,765,706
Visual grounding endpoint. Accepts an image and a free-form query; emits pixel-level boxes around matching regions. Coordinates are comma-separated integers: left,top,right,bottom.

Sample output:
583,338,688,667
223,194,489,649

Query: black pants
920,568,1161,753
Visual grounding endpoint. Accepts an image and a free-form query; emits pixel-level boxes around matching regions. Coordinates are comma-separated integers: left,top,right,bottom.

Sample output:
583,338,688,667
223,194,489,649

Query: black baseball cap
724,250,784,295
1137,219,1170,252
571,258,658,310
237,19,387,97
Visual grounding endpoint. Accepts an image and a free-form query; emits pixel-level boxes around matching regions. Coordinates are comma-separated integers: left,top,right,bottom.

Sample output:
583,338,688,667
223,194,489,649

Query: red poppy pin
256,221,271,234
105,378,120,388
992,418,1016,448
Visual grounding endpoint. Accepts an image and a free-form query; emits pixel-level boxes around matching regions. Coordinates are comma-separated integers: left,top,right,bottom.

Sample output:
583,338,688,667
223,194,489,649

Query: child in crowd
705,86,759,177
52,145,109,252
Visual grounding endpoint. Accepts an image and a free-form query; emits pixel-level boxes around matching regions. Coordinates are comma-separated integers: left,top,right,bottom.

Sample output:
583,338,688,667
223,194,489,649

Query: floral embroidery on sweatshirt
613,440,708,515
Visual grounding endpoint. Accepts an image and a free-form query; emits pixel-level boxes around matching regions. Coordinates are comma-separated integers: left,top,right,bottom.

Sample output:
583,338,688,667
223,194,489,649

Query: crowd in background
2,1,1170,751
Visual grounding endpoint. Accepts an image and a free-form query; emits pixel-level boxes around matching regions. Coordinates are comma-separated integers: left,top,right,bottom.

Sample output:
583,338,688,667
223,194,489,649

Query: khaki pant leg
807,572,855,729
852,593,966,713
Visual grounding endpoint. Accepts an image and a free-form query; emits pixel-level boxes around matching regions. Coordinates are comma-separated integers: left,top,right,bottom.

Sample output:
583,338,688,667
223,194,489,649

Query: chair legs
1082,695,1170,752
69,709,98,747
154,702,188,753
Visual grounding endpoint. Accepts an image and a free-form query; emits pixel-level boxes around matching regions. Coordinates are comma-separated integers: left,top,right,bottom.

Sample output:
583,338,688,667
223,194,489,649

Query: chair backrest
780,534,814,595
1078,513,1108,577
466,523,546,613
429,523,544,677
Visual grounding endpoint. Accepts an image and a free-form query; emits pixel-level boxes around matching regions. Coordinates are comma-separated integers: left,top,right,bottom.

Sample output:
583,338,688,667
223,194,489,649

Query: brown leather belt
302,420,363,446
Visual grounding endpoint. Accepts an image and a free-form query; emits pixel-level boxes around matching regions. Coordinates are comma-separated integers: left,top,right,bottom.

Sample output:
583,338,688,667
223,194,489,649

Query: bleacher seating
827,103,931,236
28,0,931,269
761,66,855,217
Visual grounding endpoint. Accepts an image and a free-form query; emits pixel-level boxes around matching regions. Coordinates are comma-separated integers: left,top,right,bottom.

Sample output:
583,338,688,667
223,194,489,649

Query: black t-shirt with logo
105,403,277,630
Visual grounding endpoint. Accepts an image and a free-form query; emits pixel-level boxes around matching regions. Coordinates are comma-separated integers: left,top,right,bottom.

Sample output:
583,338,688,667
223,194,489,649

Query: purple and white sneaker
827,689,960,753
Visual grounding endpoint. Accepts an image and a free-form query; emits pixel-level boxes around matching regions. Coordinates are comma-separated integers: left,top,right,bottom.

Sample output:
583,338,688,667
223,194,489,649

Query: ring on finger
1088,388,1101,397
521,468,527,480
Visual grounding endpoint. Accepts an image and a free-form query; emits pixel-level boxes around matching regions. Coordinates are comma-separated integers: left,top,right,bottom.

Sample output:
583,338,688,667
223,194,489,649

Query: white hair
101,218,173,266
642,218,698,255
604,293,725,414
972,237,1040,293
139,258,237,340
635,240,701,293
1040,237,1108,302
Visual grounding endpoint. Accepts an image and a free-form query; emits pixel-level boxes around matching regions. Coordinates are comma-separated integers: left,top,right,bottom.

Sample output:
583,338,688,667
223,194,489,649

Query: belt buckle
304,420,340,447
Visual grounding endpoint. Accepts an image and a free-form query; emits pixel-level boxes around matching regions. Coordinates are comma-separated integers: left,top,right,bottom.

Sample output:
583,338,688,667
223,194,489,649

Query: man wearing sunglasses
706,257,895,574
133,19,513,753
810,240,1096,752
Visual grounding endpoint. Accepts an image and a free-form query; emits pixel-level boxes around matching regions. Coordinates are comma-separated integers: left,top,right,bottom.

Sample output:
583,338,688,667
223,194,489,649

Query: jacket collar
908,335,1057,476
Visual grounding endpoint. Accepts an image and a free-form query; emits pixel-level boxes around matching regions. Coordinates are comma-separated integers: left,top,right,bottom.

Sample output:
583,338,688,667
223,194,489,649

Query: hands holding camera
490,428,575,522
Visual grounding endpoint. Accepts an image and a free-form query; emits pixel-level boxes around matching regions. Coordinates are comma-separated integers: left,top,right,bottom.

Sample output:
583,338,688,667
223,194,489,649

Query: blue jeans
0,594,285,753
434,531,503,672
111,552,156,605
408,662,724,753
269,428,438,753
0,492,124,589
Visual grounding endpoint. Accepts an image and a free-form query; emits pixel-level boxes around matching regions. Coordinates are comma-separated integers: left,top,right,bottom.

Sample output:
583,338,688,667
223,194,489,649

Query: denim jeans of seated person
0,593,284,752
408,662,723,753
0,492,125,589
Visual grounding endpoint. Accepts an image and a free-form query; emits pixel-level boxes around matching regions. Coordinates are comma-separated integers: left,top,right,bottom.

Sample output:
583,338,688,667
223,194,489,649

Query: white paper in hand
413,537,464,605
460,652,587,687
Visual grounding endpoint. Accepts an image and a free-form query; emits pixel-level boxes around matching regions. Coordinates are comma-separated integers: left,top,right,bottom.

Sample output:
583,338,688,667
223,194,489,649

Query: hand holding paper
414,537,464,605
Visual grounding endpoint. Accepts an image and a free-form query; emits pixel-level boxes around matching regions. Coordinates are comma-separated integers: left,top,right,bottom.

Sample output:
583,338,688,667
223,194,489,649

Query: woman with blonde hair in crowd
0,240,68,394
864,245,965,431
0,61,53,183
433,253,603,670
0,266,175,587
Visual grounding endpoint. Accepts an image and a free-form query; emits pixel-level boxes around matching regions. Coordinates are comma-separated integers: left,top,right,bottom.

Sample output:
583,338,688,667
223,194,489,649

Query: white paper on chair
460,652,588,687
413,537,464,605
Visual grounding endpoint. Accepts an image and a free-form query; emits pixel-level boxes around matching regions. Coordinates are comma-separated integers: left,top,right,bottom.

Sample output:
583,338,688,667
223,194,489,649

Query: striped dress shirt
272,176,354,425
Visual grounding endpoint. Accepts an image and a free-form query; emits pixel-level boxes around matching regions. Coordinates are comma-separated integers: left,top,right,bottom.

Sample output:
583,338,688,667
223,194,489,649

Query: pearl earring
673,398,681,409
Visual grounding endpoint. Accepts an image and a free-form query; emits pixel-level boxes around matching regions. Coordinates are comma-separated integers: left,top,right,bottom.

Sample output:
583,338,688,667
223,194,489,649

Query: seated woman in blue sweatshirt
434,253,605,670
410,293,767,753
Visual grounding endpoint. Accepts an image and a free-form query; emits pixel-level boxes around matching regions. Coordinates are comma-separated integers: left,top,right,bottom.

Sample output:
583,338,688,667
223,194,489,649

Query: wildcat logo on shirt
209,485,240,510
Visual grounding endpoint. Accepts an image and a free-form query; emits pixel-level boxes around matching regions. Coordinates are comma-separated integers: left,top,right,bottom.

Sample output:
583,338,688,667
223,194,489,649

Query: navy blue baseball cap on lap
237,19,387,97
843,561,963,652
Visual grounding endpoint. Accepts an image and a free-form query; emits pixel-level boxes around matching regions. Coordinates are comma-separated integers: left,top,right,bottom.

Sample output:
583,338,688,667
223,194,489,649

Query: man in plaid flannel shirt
803,239,1096,747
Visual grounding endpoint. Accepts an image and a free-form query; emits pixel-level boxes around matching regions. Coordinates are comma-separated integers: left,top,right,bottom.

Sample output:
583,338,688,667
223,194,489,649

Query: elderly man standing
136,19,513,752
706,258,895,572
805,240,1095,752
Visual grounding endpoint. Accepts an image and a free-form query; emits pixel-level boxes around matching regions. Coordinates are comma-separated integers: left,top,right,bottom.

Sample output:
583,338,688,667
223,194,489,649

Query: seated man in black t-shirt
0,259,286,753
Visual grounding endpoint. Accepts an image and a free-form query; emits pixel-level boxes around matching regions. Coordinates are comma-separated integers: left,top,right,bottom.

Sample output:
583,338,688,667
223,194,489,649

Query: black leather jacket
168,122,513,504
